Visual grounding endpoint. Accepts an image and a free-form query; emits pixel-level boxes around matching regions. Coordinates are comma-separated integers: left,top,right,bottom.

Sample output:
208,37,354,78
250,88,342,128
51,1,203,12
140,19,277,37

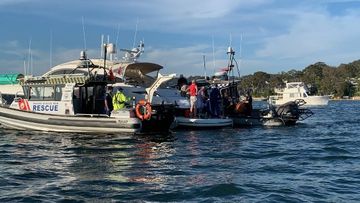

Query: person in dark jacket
244,90,253,116
177,74,188,90
209,85,221,118
105,86,114,115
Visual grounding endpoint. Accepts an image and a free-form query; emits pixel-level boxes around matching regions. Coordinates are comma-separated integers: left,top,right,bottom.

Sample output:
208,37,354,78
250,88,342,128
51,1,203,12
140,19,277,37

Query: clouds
255,4,360,72
0,0,33,6
1,0,360,76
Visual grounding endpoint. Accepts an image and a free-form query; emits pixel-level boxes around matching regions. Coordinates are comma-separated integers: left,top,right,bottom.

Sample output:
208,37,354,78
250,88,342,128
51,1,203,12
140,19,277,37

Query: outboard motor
276,101,300,120
275,99,313,125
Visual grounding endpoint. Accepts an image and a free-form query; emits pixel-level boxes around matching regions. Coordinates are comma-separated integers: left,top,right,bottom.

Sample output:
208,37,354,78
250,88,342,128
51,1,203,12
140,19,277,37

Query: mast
226,46,235,82
49,30,53,68
82,16,87,51
203,54,206,80
132,18,139,48
212,35,216,73
27,38,32,75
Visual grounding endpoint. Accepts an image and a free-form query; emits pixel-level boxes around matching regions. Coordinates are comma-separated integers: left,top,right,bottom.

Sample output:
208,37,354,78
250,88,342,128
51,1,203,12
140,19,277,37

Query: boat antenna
23,57,26,76
49,29,53,68
132,18,139,48
27,37,32,75
82,16,87,51
239,34,242,61
229,33,232,48
31,49,33,75
100,34,104,57
115,24,120,60
235,34,242,78
212,35,216,72
203,54,207,80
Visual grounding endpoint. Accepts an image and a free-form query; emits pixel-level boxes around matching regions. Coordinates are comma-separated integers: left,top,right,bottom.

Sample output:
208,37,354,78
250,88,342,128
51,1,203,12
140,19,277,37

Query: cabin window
27,86,57,101
43,86,55,100
29,86,42,100
55,85,63,101
23,86,30,99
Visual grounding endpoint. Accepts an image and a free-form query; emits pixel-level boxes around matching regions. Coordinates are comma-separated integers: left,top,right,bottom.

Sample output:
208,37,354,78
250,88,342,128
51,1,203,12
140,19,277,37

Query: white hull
175,117,233,128
272,95,329,106
0,106,141,133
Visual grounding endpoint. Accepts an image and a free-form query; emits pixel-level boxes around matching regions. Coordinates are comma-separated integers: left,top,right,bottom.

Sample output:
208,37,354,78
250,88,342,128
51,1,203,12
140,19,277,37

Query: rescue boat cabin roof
43,59,163,78
21,75,114,86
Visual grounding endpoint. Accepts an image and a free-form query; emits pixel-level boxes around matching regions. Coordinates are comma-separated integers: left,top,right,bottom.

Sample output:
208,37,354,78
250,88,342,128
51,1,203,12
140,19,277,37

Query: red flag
108,68,115,81
117,66,123,76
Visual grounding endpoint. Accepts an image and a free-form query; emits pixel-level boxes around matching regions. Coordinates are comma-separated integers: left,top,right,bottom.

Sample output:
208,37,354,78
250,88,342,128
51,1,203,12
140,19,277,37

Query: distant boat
269,82,329,106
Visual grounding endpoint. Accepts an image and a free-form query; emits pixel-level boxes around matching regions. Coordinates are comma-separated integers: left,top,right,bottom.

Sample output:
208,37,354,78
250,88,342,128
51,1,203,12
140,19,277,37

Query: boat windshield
23,85,64,101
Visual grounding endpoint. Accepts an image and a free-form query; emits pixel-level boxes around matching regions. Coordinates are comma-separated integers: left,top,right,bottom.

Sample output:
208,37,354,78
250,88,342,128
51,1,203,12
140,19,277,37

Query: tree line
237,60,360,98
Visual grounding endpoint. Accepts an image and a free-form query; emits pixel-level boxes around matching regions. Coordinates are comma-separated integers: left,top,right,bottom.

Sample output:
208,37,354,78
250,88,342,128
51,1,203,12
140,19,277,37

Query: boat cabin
13,75,113,116
274,82,310,100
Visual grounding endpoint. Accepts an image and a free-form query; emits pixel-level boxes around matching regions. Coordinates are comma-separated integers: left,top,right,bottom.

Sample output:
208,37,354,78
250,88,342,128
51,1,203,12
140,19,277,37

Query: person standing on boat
244,90,253,116
209,84,221,118
188,80,198,118
112,87,129,111
222,90,232,116
180,83,188,97
177,74,188,90
196,86,206,117
105,86,114,115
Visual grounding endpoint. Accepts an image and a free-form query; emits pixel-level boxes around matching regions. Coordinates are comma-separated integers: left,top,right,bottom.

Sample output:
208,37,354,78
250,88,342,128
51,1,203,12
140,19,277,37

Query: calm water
1,101,360,202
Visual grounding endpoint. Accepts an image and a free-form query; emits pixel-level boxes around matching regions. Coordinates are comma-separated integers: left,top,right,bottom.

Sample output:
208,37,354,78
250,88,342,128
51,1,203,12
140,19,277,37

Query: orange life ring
135,100,152,120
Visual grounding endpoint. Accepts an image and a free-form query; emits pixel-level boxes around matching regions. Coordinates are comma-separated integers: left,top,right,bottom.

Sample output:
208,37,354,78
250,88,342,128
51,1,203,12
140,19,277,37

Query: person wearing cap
112,87,129,110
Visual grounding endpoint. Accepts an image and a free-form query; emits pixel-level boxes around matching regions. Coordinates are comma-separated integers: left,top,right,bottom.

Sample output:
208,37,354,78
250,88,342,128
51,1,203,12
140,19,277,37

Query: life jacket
112,91,128,110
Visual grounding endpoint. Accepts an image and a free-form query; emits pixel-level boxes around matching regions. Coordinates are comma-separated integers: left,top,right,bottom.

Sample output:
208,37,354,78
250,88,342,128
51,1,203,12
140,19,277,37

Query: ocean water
0,100,360,202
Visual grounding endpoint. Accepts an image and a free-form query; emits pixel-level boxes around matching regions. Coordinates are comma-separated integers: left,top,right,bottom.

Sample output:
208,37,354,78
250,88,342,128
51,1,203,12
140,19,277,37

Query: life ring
135,100,152,120
18,98,30,111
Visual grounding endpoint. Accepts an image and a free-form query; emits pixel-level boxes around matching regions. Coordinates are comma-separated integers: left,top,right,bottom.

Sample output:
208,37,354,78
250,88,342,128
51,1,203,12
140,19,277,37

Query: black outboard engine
275,99,312,125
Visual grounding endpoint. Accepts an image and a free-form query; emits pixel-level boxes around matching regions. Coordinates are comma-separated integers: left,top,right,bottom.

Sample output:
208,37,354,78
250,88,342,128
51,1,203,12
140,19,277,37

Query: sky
1,0,360,77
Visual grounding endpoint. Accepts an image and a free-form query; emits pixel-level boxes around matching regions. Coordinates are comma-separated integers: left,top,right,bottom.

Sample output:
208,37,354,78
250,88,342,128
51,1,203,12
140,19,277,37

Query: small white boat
269,82,329,106
175,116,233,128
